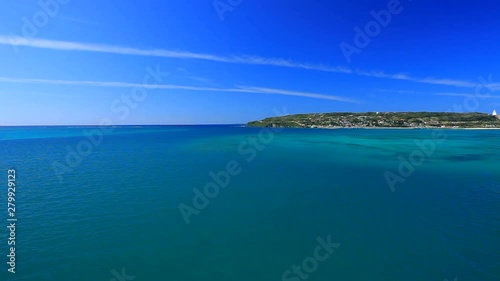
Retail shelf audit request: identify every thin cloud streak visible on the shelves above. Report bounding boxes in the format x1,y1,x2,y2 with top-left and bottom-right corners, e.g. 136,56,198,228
0,76,358,103
377,89,500,99
434,92,500,99
0,35,351,74
355,71,481,88
0,35,491,89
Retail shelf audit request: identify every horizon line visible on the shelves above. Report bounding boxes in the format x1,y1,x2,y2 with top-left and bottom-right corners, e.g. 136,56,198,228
0,110,496,127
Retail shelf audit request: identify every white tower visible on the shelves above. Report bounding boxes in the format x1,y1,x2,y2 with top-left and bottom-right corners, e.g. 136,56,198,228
493,109,498,116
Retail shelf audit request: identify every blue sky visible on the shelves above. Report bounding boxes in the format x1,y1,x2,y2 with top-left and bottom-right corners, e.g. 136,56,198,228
1,0,500,125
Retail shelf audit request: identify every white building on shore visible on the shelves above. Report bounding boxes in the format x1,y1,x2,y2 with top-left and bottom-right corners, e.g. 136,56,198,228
493,109,497,116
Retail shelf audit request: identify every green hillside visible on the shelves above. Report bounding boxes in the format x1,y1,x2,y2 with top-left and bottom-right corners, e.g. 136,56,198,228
247,112,500,128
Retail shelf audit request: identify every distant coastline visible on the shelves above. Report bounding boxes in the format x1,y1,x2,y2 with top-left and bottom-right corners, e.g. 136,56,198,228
244,126,500,130
247,112,500,129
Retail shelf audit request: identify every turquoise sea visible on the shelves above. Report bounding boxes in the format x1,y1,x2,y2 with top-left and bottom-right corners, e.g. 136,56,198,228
1,126,499,281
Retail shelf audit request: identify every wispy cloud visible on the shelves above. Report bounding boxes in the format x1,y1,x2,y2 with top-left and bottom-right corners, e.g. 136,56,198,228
434,92,500,99
377,89,500,99
357,71,482,88
0,35,493,90
0,35,350,73
233,86,358,102
0,76,358,103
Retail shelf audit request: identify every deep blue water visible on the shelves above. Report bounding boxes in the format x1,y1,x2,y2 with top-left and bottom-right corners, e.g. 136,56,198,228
0,126,499,281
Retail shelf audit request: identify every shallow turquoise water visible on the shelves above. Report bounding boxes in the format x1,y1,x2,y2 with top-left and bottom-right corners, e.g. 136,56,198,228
0,126,499,281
